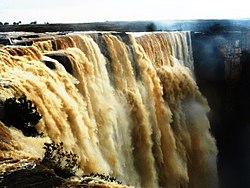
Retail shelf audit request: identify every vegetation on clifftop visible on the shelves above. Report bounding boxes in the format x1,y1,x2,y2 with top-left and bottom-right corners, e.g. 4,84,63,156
42,141,82,178
42,141,125,187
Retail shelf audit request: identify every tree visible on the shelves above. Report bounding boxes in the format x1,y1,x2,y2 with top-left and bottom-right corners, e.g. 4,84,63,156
2,96,42,137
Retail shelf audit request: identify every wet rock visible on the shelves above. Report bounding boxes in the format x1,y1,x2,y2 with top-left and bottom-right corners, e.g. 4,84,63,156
45,53,73,74
0,162,132,188
0,36,12,45
0,163,64,188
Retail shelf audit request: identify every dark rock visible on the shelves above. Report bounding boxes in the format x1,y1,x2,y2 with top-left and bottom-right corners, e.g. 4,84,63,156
0,36,12,45
44,60,57,70
14,40,33,46
0,163,64,188
45,53,73,74
20,34,40,39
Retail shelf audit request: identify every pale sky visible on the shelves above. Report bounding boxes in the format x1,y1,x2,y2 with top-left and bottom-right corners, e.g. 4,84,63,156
0,0,249,24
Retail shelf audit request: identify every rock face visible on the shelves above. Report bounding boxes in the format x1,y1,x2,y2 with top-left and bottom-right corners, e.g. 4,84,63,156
45,53,73,74
1,163,64,188
0,36,12,45
1,162,131,188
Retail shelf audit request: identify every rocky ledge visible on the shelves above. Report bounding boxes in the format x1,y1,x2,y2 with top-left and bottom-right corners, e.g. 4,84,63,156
1,161,131,188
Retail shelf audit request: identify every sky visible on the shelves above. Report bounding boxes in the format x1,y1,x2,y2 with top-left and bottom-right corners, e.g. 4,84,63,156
0,0,249,24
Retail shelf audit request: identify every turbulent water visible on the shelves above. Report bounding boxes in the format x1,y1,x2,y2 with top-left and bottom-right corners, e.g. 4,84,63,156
0,31,218,188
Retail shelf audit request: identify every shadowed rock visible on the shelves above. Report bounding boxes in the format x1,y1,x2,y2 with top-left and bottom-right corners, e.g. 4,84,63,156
45,53,73,74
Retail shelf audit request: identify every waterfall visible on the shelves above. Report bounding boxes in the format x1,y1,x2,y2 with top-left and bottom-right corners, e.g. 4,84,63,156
0,31,218,188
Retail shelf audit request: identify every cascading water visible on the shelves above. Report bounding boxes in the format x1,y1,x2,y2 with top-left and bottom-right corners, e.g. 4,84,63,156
0,31,218,188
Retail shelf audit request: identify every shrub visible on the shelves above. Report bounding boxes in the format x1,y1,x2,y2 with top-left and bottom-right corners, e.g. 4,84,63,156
81,173,122,185
3,96,42,137
42,141,81,178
